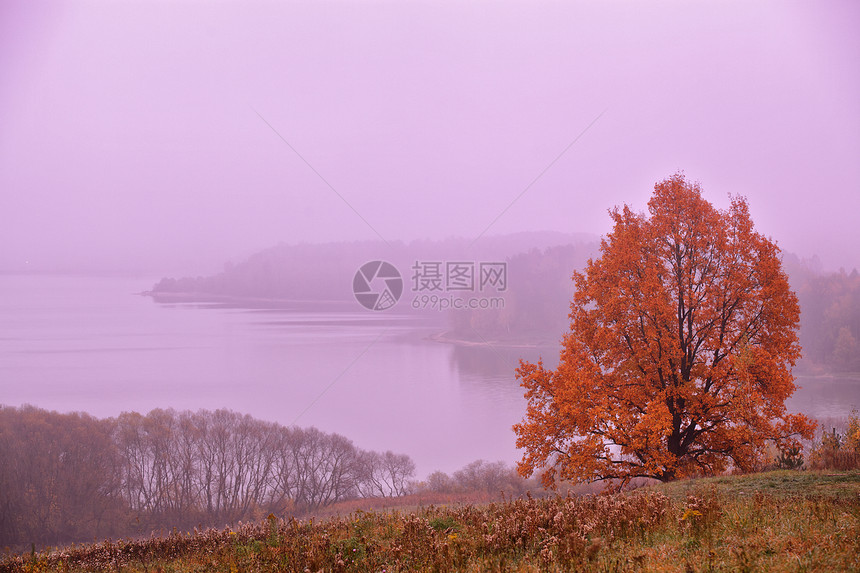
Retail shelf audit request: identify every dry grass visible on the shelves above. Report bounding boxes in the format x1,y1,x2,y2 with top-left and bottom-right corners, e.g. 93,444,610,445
2,470,858,573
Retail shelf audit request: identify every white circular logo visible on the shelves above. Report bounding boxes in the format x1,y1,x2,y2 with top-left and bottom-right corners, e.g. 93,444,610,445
352,261,403,311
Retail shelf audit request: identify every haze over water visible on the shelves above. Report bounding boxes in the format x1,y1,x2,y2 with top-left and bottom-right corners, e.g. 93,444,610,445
2,274,856,478
1,0,859,484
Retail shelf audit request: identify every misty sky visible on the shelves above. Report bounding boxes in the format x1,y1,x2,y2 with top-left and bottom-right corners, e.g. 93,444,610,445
2,1,858,275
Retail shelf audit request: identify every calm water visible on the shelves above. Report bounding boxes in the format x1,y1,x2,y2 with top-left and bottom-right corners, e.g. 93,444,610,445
1,275,858,477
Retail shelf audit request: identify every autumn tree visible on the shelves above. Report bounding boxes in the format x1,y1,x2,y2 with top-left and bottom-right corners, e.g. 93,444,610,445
514,174,815,488
0,406,122,546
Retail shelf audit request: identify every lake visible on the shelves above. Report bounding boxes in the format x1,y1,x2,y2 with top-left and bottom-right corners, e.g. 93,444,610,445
1,274,858,478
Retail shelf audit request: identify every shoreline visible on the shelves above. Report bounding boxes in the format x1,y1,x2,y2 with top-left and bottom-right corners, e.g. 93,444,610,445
426,329,561,349
139,290,355,307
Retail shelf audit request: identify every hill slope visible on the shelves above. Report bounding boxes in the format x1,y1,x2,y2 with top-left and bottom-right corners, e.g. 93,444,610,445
3,470,858,572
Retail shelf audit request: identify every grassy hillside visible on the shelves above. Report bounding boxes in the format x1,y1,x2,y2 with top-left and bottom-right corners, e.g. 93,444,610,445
2,470,858,573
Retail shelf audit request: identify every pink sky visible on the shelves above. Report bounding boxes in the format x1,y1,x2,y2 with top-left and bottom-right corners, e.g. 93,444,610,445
1,1,858,274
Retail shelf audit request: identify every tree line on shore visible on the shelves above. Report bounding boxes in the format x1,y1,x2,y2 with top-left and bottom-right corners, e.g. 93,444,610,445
148,238,860,373
0,406,416,548
790,261,860,371
449,249,860,373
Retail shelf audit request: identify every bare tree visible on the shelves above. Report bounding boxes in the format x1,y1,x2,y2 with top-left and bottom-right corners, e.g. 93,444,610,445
453,460,525,496
290,428,363,511
357,450,415,497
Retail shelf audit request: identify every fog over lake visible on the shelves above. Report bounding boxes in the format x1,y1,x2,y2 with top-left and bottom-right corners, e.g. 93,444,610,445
2,274,856,478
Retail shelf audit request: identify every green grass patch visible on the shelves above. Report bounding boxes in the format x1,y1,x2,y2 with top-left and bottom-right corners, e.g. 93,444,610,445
654,469,860,500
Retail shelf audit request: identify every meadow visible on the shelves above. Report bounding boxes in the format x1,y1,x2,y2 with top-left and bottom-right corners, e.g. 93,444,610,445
2,470,858,573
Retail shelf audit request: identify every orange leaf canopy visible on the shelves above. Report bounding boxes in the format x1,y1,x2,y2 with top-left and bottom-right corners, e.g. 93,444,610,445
514,174,815,487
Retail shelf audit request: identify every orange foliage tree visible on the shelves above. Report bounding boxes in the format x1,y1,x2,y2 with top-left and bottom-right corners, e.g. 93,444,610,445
514,174,815,487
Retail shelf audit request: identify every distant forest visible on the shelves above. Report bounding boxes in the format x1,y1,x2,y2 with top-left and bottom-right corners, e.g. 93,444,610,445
452,251,860,373
147,232,594,303
786,256,860,372
148,236,860,372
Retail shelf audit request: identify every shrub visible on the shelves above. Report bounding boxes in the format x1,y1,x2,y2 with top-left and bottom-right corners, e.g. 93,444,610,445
809,411,860,470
